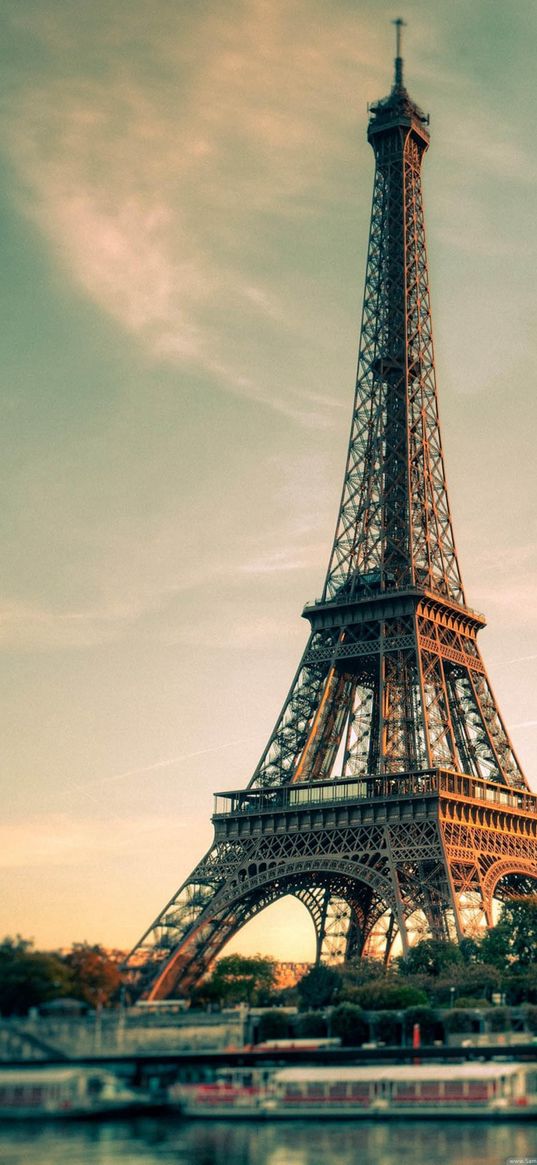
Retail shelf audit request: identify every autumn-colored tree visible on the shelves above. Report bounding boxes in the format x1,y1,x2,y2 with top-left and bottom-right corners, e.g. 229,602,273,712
62,943,123,1007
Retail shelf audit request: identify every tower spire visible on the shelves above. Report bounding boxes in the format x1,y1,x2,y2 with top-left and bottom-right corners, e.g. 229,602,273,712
393,17,406,89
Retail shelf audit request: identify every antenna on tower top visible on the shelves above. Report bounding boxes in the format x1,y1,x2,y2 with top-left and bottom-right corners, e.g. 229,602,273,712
392,17,406,89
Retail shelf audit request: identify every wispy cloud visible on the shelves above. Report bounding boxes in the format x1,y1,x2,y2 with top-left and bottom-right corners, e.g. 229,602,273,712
1,0,385,424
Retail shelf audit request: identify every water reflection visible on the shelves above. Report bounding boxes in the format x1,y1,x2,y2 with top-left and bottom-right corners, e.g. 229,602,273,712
0,1117,533,1165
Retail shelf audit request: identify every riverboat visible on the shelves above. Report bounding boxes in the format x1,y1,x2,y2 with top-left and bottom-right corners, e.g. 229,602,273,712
174,1067,270,1118
176,1062,537,1120
264,1064,537,1119
0,1066,158,1120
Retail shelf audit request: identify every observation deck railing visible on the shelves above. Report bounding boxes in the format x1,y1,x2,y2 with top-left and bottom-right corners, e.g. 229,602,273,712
213,769,537,819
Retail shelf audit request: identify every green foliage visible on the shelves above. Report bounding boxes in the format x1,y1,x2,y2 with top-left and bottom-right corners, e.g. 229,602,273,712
297,964,340,1011
337,958,387,989
204,954,276,1006
370,1011,400,1046
443,1009,478,1034
521,1004,537,1033
403,1006,439,1043
486,1006,511,1032
0,936,71,1016
294,1011,327,1038
502,969,537,1005
257,1010,290,1041
330,1004,368,1047
454,997,490,1008
398,939,462,978
351,981,427,1010
479,897,537,971
274,986,299,1007
458,938,481,964
430,964,500,1007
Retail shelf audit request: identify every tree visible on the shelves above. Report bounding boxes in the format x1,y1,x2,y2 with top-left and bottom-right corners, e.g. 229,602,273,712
431,963,500,1007
297,964,340,1010
337,958,387,989
294,1011,327,1038
62,943,123,1008
371,1011,400,1046
398,939,462,978
459,938,480,965
330,1004,368,1047
502,969,537,1005
486,1006,511,1033
479,897,537,971
203,954,276,1006
257,1010,290,1041
350,981,427,1010
521,1004,537,1034
443,1009,477,1035
0,937,72,1015
403,1006,439,1044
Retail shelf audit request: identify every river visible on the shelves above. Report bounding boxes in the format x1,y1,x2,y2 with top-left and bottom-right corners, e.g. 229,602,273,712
0,1118,535,1165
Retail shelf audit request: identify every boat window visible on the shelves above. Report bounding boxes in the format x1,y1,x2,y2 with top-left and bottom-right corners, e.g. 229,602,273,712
444,1081,465,1100
394,1082,418,1098
328,1082,348,1099
349,1082,371,1098
467,1082,489,1101
419,1083,440,1099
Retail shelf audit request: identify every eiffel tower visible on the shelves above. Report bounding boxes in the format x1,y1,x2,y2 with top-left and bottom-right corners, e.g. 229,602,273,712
126,22,537,999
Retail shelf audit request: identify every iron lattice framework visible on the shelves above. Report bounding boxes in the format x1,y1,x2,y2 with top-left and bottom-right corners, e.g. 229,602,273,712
126,29,537,999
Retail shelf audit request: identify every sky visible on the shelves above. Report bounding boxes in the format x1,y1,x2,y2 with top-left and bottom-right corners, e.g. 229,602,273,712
1,0,537,963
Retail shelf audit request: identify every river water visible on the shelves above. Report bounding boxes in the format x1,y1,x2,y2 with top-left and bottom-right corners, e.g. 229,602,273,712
0,1118,535,1165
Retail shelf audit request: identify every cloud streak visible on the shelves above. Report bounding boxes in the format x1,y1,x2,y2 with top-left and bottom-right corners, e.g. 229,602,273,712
77,738,253,790
1,0,387,424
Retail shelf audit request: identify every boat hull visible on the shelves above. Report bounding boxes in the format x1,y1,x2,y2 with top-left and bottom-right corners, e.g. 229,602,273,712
180,1100,537,1121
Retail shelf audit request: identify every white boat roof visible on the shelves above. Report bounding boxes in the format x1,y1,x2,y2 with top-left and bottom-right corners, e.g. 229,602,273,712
274,1063,530,1083
0,1067,87,1085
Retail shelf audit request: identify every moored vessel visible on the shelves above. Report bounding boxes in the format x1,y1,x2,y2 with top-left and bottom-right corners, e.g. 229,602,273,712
176,1062,537,1120
263,1063,537,1120
0,1066,160,1120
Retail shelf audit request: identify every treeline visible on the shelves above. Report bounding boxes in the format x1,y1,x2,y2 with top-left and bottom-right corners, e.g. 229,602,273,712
0,938,123,1015
194,896,537,1012
2,895,535,1018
